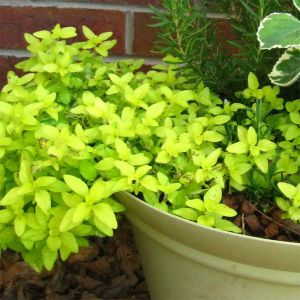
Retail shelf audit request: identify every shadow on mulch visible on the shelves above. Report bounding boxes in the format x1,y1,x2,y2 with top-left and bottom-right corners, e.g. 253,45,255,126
0,219,150,300
4,195,299,300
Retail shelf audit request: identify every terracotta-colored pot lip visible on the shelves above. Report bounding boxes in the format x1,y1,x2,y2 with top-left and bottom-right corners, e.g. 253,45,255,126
116,191,300,248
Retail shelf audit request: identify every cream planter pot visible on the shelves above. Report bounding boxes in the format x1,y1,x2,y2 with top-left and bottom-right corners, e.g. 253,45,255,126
115,192,300,300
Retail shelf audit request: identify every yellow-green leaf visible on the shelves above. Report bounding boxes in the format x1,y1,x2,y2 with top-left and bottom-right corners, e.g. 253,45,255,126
278,182,297,199
247,127,257,146
73,202,91,223
63,175,89,197
35,190,51,214
93,203,117,229
47,236,61,252
14,215,26,237
146,102,166,119
42,246,58,271
141,175,158,192
172,208,198,221
226,142,248,154
248,72,259,90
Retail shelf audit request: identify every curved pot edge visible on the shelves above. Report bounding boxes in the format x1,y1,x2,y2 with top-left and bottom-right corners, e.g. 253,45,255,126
116,191,300,247
115,191,300,279
127,208,300,286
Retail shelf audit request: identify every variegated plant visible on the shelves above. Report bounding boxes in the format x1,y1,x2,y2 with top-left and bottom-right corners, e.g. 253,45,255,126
257,0,300,86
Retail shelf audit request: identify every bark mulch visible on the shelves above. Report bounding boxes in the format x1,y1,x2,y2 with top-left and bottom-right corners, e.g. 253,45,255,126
224,194,300,243
0,219,150,300
1,195,300,300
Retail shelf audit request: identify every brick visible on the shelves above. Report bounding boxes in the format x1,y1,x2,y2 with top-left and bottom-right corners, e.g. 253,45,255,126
0,56,23,88
215,20,235,41
132,12,236,57
74,0,161,5
214,19,237,53
133,12,160,57
0,6,125,54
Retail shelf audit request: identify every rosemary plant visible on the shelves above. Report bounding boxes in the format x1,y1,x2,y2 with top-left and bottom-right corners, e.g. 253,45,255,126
151,0,299,99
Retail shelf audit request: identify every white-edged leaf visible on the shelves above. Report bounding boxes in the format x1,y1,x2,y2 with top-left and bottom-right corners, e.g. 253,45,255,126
269,47,300,86
294,0,300,12
258,13,300,49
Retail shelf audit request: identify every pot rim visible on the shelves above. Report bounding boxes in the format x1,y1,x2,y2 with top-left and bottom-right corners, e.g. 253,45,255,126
116,191,300,247
116,191,300,284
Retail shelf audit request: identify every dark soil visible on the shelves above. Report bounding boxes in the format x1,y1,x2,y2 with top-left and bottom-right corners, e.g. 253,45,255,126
0,219,150,300
223,194,300,243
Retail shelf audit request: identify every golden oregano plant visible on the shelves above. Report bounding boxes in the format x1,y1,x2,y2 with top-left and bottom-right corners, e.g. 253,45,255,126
0,25,299,271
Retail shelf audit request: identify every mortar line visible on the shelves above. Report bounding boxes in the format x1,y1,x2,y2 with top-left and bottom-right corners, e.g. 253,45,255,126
0,49,30,57
0,49,163,65
0,0,155,13
0,1,227,18
125,10,134,55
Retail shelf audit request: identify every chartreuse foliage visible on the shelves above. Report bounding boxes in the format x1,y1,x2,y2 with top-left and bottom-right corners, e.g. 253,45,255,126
276,182,300,221
0,24,300,271
257,0,300,86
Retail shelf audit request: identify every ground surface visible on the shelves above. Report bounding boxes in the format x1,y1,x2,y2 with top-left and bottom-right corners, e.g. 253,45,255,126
1,195,300,300
224,194,300,242
0,219,150,300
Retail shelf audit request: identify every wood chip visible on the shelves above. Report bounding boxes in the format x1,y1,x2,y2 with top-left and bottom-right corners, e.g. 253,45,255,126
0,220,150,299
264,223,279,238
245,214,262,232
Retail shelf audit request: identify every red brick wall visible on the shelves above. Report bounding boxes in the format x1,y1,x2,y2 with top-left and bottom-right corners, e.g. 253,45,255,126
0,0,168,87
0,0,224,87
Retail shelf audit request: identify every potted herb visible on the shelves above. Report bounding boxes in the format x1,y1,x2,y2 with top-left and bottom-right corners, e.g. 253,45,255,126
1,2,300,298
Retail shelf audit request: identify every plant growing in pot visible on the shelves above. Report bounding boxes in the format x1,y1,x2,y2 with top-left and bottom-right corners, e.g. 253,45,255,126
0,8,300,299
150,0,299,99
